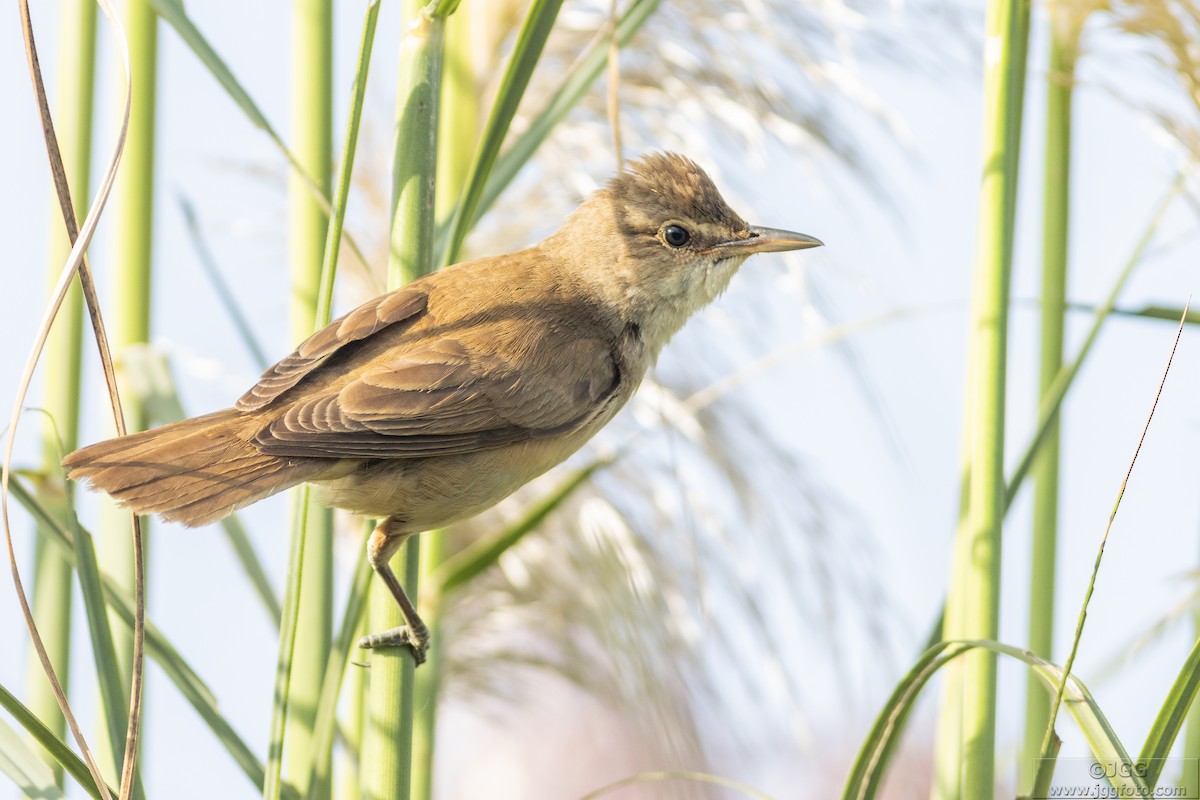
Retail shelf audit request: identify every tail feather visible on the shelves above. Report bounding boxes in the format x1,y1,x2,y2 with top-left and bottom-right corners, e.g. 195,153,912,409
63,409,327,527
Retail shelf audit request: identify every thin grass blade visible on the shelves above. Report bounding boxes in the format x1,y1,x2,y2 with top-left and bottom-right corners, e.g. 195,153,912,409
457,0,661,238
146,0,373,277
1039,304,1189,763
264,489,315,800
28,1,99,781
441,0,566,264
303,550,373,800
176,195,269,370
315,0,381,330
1005,173,1186,505
297,6,382,787
8,1,134,795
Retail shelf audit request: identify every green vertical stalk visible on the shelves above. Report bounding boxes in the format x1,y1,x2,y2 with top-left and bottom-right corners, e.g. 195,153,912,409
386,4,445,288
98,0,157,783
410,537,443,800
1021,9,1083,791
930,173,1182,797
274,4,381,795
933,0,1030,795
337,615,368,799
435,1,477,223
284,0,334,796
362,4,445,798
408,8,476,798
28,0,97,784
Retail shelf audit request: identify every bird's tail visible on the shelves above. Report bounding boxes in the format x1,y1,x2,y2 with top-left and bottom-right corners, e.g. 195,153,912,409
63,409,326,527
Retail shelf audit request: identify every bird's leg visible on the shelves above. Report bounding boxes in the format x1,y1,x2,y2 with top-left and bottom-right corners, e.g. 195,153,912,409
358,516,429,665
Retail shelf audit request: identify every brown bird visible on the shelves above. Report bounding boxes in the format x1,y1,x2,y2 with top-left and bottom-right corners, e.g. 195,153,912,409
64,152,822,664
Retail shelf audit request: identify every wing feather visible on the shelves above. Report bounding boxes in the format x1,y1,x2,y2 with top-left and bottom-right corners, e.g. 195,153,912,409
236,288,428,411
253,333,620,458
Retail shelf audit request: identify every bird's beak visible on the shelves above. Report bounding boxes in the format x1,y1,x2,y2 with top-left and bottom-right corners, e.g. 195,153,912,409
712,225,824,257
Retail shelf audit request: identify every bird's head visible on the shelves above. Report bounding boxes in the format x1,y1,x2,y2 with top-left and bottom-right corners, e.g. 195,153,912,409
552,152,822,351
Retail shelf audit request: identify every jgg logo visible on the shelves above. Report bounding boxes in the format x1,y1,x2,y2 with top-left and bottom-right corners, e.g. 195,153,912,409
1089,761,1150,781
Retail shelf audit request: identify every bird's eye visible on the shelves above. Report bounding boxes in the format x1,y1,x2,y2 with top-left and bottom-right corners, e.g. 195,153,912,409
663,224,690,248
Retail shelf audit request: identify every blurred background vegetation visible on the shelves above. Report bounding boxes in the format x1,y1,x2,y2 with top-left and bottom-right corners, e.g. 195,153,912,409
3,0,1200,798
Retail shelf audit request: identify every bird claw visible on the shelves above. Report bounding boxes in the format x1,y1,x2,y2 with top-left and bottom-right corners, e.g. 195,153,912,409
358,624,429,666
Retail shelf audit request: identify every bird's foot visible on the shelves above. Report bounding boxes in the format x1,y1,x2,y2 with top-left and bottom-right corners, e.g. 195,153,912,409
358,624,429,666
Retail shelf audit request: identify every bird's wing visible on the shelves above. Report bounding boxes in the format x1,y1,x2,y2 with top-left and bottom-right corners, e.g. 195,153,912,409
251,328,621,458
236,288,428,411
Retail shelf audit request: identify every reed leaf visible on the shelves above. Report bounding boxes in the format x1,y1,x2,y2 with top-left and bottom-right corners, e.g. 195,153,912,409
844,640,1148,800
1004,173,1186,506
10,476,281,798
176,195,269,371
146,0,372,276
14,6,132,797
0,713,66,800
1139,630,1200,788
440,0,566,264
1077,303,1200,325
0,682,114,800
461,0,661,238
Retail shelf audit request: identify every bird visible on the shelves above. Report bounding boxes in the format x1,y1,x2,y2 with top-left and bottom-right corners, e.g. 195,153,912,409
63,152,822,664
